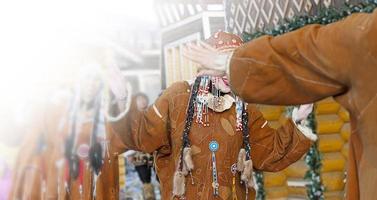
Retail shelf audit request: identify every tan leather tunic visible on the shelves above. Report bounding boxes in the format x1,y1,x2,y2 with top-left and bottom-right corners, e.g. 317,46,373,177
107,81,312,200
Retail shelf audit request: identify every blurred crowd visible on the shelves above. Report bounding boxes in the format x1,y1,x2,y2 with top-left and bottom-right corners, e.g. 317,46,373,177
0,60,161,200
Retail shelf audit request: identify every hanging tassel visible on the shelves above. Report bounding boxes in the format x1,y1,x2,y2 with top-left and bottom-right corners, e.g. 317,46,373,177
237,149,246,172
89,142,103,175
241,160,255,189
183,147,194,171
247,179,255,190
173,171,186,197
241,160,253,181
182,161,188,176
183,147,195,185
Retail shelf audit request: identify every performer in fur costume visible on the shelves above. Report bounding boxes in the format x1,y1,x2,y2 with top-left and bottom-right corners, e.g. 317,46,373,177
104,31,317,200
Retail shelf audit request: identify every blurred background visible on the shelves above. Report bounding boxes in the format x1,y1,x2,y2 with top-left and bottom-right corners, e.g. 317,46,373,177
0,0,161,161
0,0,357,199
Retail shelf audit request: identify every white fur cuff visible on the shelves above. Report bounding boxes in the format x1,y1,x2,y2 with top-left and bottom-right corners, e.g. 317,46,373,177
292,107,317,141
105,82,132,122
294,120,318,141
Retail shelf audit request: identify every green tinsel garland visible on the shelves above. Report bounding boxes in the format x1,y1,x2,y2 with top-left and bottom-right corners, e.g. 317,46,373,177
254,171,265,200
241,1,377,199
304,110,324,200
285,105,324,199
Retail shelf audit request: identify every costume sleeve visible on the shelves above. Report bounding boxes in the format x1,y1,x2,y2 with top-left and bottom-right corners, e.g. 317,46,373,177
9,115,46,199
44,139,59,198
106,86,173,153
248,105,313,172
229,11,377,105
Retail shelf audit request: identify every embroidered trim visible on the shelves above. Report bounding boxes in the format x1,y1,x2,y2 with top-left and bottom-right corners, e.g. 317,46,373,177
295,121,318,142
291,107,317,141
261,120,268,128
153,104,163,119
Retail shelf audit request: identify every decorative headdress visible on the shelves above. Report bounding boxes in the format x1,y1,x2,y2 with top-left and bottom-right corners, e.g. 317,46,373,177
204,31,243,51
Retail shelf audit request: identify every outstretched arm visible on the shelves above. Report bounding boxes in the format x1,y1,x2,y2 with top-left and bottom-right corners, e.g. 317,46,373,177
248,105,315,172
105,87,173,153
100,48,169,153
186,11,377,105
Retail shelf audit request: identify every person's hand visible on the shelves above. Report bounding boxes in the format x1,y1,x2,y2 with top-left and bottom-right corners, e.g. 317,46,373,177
102,64,127,99
100,49,128,100
292,104,317,141
182,41,233,76
293,104,314,123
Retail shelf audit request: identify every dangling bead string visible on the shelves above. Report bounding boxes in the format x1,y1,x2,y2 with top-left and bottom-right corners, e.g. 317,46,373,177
235,97,244,131
87,85,104,198
195,77,205,124
189,172,194,185
64,105,79,195
215,77,220,99
203,76,209,126
231,164,238,200
89,88,104,171
202,76,209,126
241,103,251,160
179,77,202,171
211,77,216,111
60,90,78,195
196,76,210,126
204,102,209,127
240,102,252,200
173,77,201,199
64,85,82,197
209,141,220,196
211,77,221,114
